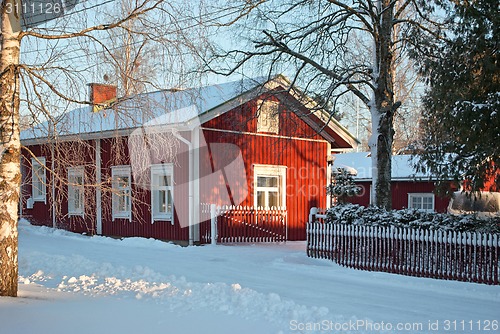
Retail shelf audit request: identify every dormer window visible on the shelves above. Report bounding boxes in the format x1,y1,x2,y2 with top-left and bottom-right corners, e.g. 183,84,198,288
257,99,279,134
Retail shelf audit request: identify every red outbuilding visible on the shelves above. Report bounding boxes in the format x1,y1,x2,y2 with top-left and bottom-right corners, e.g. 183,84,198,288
20,75,358,244
332,152,453,212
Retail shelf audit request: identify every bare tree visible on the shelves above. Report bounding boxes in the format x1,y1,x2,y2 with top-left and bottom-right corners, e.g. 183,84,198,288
97,0,161,96
1,0,208,297
203,0,445,209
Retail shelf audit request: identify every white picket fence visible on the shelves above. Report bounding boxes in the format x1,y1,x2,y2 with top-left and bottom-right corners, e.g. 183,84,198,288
200,204,287,244
307,209,500,285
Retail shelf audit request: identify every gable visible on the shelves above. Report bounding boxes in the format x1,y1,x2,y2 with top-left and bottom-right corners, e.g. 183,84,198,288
198,78,358,149
201,94,326,142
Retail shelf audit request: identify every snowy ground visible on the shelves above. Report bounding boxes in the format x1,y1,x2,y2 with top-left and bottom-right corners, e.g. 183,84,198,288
1,220,499,334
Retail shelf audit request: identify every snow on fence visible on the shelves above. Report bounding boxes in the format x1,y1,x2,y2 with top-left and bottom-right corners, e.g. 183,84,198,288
307,209,500,285
200,204,287,244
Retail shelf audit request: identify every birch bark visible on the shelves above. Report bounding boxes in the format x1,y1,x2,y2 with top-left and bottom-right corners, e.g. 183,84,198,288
369,0,397,209
0,0,21,297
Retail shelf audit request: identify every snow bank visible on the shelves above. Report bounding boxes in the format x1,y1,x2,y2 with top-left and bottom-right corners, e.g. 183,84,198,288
16,222,363,334
5,220,499,334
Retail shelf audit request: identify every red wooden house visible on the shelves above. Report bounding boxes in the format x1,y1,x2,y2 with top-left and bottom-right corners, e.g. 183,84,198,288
332,152,452,212
20,75,357,244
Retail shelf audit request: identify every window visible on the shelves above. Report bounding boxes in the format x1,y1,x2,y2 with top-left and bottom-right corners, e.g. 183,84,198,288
31,157,46,202
256,99,279,134
112,166,132,221
151,164,174,222
68,167,85,216
408,193,435,212
254,165,286,208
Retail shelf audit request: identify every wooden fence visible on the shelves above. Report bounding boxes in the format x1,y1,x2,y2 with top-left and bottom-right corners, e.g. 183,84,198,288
200,204,287,244
307,221,500,285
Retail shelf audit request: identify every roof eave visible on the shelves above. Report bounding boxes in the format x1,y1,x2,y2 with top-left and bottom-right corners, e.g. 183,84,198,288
21,122,194,145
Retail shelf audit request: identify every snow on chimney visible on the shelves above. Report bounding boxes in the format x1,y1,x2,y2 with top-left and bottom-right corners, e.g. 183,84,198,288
88,83,117,112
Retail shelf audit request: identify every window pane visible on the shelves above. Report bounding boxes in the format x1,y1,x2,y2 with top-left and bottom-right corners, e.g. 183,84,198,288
119,176,129,188
258,176,278,187
74,188,81,210
167,190,172,213
268,191,279,208
33,180,42,197
159,175,171,187
423,197,433,210
33,165,44,197
117,190,129,212
411,197,422,209
257,191,266,207
159,190,166,213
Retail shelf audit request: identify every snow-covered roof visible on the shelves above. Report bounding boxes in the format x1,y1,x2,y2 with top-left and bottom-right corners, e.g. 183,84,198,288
21,77,267,142
21,75,358,148
332,152,433,181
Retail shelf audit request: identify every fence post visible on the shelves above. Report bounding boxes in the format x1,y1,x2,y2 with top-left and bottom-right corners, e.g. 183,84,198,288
309,207,318,224
210,204,217,246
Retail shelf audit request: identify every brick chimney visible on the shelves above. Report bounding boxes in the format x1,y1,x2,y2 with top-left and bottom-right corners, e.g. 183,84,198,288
88,83,117,112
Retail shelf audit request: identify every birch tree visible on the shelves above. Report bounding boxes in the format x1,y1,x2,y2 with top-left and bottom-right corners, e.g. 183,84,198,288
204,0,445,209
0,0,207,297
0,0,22,298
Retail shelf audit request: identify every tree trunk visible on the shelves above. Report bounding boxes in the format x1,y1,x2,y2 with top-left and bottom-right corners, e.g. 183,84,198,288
369,0,396,210
0,0,21,297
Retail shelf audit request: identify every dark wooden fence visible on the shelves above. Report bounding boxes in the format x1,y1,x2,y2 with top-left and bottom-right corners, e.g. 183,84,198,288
200,204,287,244
307,221,500,285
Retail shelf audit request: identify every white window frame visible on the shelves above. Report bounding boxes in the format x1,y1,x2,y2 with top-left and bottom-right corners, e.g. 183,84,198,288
31,157,46,203
408,193,435,212
151,164,174,223
112,166,132,221
256,99,279,134
253,165,286,209
68,166,85,217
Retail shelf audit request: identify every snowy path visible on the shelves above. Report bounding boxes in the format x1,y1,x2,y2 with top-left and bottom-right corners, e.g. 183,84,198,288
0,220,498,334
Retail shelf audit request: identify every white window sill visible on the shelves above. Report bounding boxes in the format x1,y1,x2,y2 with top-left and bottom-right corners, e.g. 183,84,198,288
112,214,132,221
152,216,173,224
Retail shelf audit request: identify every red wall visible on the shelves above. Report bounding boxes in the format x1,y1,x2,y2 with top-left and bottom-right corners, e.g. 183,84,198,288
345,181,451,212
201,96,329,240
99,136,190,241
22,92,337,242
21,144,52,227
21,141,97,234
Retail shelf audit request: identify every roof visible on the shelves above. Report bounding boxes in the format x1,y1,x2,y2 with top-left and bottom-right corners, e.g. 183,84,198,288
21,75,358,148
332,152,434,181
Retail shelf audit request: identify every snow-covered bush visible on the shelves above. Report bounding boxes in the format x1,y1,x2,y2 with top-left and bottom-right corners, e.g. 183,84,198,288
325,203,500,233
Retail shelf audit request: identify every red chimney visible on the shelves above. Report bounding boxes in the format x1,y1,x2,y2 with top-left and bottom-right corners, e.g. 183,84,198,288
88,83,117,112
